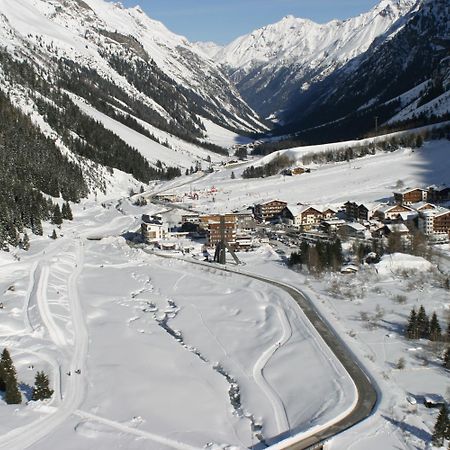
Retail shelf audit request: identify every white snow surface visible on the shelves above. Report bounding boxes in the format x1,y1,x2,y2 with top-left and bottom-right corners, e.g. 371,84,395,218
0,199,356,449
161,138,450,215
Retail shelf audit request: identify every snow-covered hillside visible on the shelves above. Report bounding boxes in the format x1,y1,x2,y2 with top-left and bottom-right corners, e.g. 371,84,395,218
208,0,418,117
278,0,450,141
0,0,269,199
0,0,264,133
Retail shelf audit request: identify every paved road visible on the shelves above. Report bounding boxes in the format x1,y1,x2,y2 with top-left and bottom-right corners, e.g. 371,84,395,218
148,251,378,450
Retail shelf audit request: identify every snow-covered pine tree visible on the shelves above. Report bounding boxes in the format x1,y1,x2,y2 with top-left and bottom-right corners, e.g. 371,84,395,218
417,306,430,339
22,231,30,251
444,348,450,370
406,308,418,340
0,349,22,404
51,229,57,240
52,204,63,225
61,202,73,220
31,371,54,401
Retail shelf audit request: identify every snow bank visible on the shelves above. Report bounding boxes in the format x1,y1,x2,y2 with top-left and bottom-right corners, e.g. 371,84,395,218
375,253,433,277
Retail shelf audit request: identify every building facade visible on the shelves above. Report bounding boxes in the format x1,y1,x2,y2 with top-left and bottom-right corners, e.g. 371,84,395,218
394,188,428,205
200,214,238,247
254,200,288,222
345,201,370,221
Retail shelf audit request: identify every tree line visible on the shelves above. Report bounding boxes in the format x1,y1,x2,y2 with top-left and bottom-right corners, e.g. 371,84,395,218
242,155,293,179
0,86,80,250
405,305,449,343
288,239,344,273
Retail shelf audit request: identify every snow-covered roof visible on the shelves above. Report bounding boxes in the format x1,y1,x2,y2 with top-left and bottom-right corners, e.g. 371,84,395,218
377,204,413,214
421,207,450,217
286,204,321,216
385,223,410,233
409,202,436,211
393,187,427,195
344,222,367,231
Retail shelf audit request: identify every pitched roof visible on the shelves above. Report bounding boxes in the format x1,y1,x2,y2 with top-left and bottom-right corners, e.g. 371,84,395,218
385,223,410,233
393,187,427,195
409,202,436,211
378,204,413,214
286,204,322,216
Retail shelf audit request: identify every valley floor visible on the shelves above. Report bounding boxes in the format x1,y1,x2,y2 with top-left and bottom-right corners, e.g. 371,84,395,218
0,200,356,449
0,138,449,449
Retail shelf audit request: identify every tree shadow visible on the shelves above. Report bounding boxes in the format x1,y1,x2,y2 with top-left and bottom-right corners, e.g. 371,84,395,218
121,231,144,243
19,382,33,401
382,414,431,444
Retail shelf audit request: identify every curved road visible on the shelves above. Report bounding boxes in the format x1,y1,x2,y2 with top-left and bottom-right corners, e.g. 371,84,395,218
149,251,378,450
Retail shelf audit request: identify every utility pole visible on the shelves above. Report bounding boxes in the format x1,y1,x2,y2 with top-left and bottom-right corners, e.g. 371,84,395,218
375,116,379,135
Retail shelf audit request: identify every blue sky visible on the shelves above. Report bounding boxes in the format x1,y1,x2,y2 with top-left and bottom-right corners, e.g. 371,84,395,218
121,0,380,44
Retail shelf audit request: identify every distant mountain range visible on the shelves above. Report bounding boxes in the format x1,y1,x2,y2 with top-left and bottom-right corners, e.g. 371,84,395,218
200,0,419,119
198,0,449,142
0,0,448,199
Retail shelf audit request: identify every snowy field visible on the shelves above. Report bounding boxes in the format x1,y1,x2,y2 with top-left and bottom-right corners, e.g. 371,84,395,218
0,200,356,449
0,137,448,449
161,139,450,213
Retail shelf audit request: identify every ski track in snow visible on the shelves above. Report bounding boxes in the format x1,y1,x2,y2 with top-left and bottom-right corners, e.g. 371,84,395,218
74,410,202,450
0,240,88,450
36,264,67,347
252,304,291,434
23,260,39,333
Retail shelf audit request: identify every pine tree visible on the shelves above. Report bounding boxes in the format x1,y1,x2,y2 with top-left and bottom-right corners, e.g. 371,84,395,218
52,204,63,225
444,348,450,370
31,371,54,401
32,219,43,236
429,312,442,342
0,349,21,404
417,306,430,339
432,404,448,447
406,308,419,340
22,232,30,251
61,202,73,220
51,229,57,240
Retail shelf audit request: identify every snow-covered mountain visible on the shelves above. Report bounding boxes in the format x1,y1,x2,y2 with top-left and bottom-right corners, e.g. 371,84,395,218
275,0,450,142
0,0,266,173
209,0,419,118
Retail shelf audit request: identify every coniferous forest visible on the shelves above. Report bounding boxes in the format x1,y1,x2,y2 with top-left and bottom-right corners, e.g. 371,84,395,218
0,89,86,248
0,47,196,249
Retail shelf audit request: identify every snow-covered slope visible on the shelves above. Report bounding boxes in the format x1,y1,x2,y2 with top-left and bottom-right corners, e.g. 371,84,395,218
0,0,264,134
209,0,418,118
277,0,450,141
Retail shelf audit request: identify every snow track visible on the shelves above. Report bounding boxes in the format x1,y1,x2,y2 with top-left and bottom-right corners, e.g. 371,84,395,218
23,261,39,333
36,264,67,347
150,252,377,450
252,305,291,434
0,241,88,450
74,410,201,450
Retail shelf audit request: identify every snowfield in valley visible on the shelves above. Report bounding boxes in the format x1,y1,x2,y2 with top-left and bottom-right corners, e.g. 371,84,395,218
0,201,356,449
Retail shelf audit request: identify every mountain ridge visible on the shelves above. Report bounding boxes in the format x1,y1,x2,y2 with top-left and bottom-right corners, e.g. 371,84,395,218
202,0,419,118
